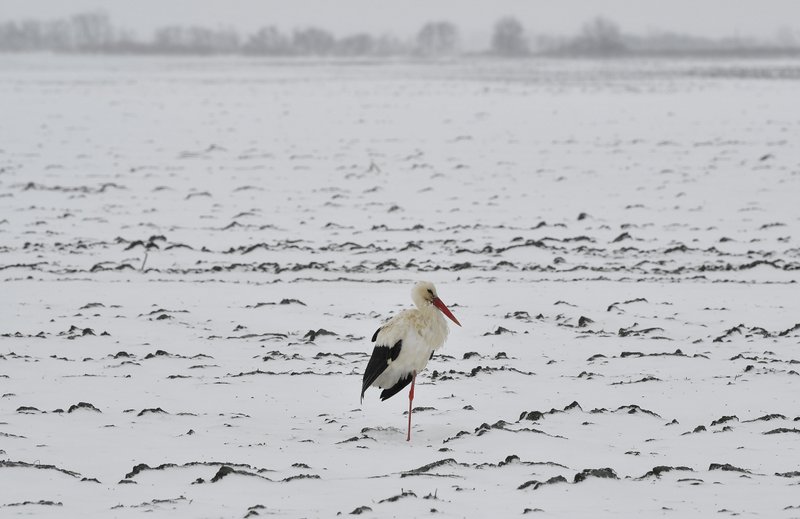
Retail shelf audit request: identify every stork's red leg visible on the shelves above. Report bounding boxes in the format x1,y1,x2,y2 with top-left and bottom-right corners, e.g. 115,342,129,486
407,374,416,442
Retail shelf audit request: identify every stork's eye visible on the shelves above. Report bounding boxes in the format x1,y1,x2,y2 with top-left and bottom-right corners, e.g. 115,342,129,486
427,289,434,296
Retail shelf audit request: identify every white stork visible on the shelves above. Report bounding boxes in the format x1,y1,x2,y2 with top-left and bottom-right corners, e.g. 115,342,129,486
361,281,461,441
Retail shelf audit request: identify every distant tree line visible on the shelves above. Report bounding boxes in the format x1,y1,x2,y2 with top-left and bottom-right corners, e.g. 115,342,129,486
0,12,455,56
0,12,798,57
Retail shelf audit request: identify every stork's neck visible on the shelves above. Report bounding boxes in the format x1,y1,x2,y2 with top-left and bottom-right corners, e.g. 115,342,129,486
419,301,440,318
417,302,450,348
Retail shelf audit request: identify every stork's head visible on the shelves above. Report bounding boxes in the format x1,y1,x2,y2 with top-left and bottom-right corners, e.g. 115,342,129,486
412,281,461,327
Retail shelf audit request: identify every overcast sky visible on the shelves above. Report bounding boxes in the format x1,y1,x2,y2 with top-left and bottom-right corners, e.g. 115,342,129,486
3,0,799,46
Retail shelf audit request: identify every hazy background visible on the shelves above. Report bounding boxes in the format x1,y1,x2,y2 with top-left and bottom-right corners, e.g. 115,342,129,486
3,0,799,51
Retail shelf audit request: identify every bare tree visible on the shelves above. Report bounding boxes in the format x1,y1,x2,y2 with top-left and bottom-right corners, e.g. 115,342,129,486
153,25,239,54
0,12,120,52
18,20,45,50
113,28,144,53
373,35,411,56
567,17,627,55
292,27,335,55
491,17,528,56
70,12,114,51
46,19,75,50
0,22,24,50
243,26,290,55
416,21,459,56
336,33,375,56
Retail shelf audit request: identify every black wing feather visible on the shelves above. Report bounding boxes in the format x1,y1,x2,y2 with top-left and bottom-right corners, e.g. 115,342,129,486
360,340,402,402
380,373,412,401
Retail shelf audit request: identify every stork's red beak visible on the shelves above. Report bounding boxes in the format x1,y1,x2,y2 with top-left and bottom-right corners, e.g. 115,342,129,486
433,297,461,327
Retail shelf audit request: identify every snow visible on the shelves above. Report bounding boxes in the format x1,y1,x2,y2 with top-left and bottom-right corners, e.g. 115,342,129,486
1,55,799,517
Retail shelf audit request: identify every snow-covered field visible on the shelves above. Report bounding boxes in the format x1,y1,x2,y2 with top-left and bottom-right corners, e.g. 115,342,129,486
1,55,799,517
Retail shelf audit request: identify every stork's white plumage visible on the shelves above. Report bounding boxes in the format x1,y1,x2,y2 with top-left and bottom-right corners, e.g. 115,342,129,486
361,281,461,441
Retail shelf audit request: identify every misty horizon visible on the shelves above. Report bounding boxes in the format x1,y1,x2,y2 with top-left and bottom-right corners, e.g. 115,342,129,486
2,0,799,52
1,9,799,58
